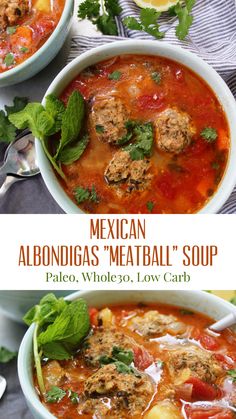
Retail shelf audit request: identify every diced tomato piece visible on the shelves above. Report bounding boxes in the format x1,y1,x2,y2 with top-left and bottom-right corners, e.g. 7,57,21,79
133,346,153,370
137,93,166,110
200,334,219,351
186,377,222,401
89,307,99,327
10,26,32,49
185,405,233,419
214,353,234,370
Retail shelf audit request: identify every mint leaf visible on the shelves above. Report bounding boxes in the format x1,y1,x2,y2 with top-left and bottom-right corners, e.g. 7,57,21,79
45,95,65,133
56,91,85,158
58,135,89,165
108,70,122,80
23,293,68,326
46,386,66,403
42,341,72,360
38,299,90,354
0,110,16,142
0,347,17,363
5,97,28,116
201,127,218,143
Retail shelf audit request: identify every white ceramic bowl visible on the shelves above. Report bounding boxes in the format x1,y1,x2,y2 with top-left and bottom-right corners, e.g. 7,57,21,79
18,290,236,419
36,40,236,214
0,0,74,87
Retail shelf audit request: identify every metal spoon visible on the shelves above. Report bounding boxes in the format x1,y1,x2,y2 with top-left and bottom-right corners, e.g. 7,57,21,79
0,131,40,197
0,375,7,399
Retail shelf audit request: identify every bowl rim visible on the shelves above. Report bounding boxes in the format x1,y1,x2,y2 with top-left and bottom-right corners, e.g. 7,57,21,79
36,39,236,214
18,290,236,419
0,0,74,82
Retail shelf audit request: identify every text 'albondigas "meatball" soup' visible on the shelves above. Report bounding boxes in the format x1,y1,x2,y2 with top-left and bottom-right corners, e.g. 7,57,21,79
26,296,236,418
59,55,230,214
0,0,65,71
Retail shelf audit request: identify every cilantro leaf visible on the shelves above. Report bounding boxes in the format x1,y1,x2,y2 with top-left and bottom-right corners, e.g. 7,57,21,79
4,53,14,67
175,1,195,40
0,110,16,143
5,97,28,116
125,122,154,161
105,0,122,16
124,8,164,39
112,346,134,365
74,187,90,204
0,347,17,363
123,16,142,31
20,46,28,53
96,14,118,35
147,201,154,212
74,185,99,204
227,370,236,382
108,70,122,80
68,389,79,404
201,127,218,143
6,26,17,34
96,124,105,133
114,361,140,376
151,71,161,84
78,0,100,19
58,135,89,165
46,386,66,403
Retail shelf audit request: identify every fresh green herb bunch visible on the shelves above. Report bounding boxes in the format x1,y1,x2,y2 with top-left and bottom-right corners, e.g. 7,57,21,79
0,97,28,143
24,293,90,396
78,0,196,41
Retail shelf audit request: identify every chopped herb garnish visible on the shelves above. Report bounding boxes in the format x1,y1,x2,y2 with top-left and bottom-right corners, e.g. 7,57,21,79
4,53,14,67
211,162,220,170
151,71,161,84
147,201,154,213
108,70,122,81
74,185,99,204
124,122,154,160
46,386,66,403
20,46,29,53
96,124,105,133
112,346,134,365
201,127,218,143
227,370,236,382
68,389,79,404
78,0,121,36
6,26,17,34
180,309,194,315
0,347,17,363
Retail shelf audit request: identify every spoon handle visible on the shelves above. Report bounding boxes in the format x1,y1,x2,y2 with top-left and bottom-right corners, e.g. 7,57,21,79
0,176,25,198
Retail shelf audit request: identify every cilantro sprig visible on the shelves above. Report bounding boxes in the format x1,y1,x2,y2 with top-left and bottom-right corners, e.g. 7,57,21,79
0,347,17,363
124,121,154,160
0,97,28,143
23,293,90,397
201,127,218,143
78,0,195,41
78,0,122,35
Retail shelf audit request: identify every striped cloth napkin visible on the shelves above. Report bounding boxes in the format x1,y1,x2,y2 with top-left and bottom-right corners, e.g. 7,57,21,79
71,0,236,214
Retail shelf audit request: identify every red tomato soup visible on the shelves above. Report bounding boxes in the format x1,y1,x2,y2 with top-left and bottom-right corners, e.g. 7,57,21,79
36,302,236,419
59,55,230,214
0,0,65,71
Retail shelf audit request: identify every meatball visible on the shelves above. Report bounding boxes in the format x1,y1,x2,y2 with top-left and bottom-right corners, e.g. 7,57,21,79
0,0,29,30
90,96,129,144
155,108,196,154
128,310,179,337
83,329,135,367
80,363,154,417
168,346,224,384
104,150,152,192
